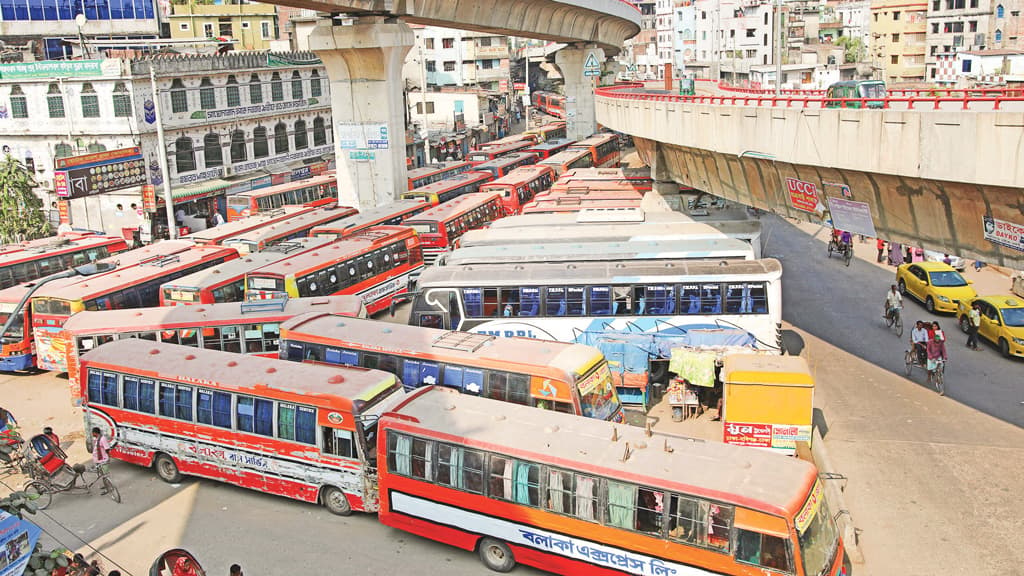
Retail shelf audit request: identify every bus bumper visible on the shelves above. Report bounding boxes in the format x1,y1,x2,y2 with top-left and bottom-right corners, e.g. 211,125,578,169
0,354,34,372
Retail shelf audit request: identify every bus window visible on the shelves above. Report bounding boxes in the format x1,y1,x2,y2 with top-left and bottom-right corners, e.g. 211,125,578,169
701,284,722,314
501,288,520,316
520,287,540,316
736,530,793,572
589,286,612,315
613,286,632,315
324,427,355,458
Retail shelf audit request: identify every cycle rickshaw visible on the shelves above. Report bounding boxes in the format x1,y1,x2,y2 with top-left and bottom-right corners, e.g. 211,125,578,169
20,434,120,509
904,340,946,396
827,234,853,266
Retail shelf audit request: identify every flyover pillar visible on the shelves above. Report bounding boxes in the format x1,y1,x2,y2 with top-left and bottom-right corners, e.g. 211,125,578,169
308,17,413,210
555,44,604,140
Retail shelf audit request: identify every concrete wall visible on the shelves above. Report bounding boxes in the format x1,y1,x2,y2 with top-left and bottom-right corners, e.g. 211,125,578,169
597,94,1024,267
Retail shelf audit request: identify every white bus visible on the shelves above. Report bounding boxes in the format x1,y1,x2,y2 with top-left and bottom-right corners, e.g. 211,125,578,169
436,237,756,267
408,258,784,353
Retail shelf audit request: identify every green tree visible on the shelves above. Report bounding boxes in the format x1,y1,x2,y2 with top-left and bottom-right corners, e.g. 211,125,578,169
0,154,50,244
836,36,867,64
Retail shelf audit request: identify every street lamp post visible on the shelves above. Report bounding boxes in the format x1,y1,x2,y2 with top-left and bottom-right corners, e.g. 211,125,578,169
0,263,116,345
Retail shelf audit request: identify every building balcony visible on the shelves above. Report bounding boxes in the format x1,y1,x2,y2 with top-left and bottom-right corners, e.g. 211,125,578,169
475,44,509,58
475,67,508,81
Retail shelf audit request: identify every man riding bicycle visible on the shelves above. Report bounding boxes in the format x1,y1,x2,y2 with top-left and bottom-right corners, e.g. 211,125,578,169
91,427,111,493
884,284,903,322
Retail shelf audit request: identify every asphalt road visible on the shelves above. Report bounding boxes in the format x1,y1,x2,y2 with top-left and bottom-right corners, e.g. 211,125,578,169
763,215,1023,428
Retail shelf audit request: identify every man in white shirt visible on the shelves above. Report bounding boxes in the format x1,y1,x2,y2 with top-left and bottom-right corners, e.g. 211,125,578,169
884,284,903,322
911,320,929,364
213,211,226,227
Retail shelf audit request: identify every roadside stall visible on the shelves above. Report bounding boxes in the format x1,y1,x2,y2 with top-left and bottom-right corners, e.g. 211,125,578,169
720,355,815,456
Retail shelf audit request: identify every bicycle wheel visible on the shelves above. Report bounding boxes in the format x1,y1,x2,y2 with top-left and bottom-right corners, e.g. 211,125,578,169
23,481,52,511
895,313,904,337
844,246,853,266
828,241,834,257
102,476,121,504
904,350,914,376
935,364,945,396
885,311,895,328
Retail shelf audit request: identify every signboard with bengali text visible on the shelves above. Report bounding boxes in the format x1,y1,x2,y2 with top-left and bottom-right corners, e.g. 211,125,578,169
983,215,1024,252
785,177,823,214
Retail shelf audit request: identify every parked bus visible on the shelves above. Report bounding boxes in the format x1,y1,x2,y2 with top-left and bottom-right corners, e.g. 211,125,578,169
401,172,494,205
407,161,473,190
525,138,576,160
31,245,239,372
520,196,643,215
0,234,129,290
621,166,655,192
524,121,568,142
479,165,556,216
467,141,534,165
221,205,357,254
531,91,565,118
80,339,404,515
279,313,624,422
403,193,504,265
825,80,887,109
438,237,756,267
308,201,431,240
183,206,317,246
538,149,593,176
159,238,335,305
63,295,366,404
472,153,538,180
0,240,196,371
245,226,423,315
376,386,844,576
226,173,338,221
408,258,784,352
568,133,621,168
479,133,539,149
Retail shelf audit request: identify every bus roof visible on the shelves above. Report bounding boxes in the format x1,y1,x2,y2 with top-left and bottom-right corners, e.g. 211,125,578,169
481,165,555,187
37,245,236,302
158,240,334,291
440,237,755,266
387,386,817,514
406,171,493,194
403,193,502,224
308,200,429,237
407,161,472,179
539,148,591,166
486,210,695,229
416,257,782,286
558,168,626,181
569,133,617,147
63,295,365,334
184,206,316,244
526,138,574,152
232,173,337,199
222,206,357,245
249,226,411,278
80,339,398,410
473,153,537,170
0,234,125,265
460,219,763,247
280,313,602,375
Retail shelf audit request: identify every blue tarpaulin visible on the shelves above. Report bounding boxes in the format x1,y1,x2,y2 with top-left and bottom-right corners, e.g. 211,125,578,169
574,328,756,374
0,511,43,576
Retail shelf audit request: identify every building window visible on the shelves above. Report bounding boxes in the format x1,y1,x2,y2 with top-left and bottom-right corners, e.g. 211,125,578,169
891,54,899,64
892,33,900,42
203,23,214,37
313,116,326,146
479,37,491,47
997,4,1004,17
930,45,938,55
225,75,240,107
443,61,456,72
253,126,269,158
47,83,65,119
112,82,131,117
170,79,187,113
969,20,977,32
291,71,303,100
175,137,196,173
425,38,435,49
932,22,939,33
426,61,437,72
261,21,272,39
293,119,308,150
310,70,322,97
9,85,27,119
241,21,250,29
218,17,232,36
203,133,222,168
249,73,263,104
746,28,755,37
995,28,1002,41
480,59,494,69
893,10,900,19
230,129,247,163
199,77,216,110
179,23,189,31
416,101,435,114
54,143,73,159
442,38,455,49
970,0,978,6
271,72,284,102
962,59,973,72
274,122,289,154
86,142,105,153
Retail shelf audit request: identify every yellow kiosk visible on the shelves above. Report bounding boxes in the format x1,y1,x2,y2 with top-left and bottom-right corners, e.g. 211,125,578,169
721,355,814,455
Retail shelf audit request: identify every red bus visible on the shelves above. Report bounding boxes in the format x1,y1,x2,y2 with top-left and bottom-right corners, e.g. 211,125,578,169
401,172,494,205
467,141,535,165
622,167,655,192
80,338,404,515
159,238,336,305
407,161,473,191
531,91,565,118
402,193,504,264
479,133,539,150
525,138,575,160
472,153,538,179
376,386,845,576
520,195,643,215
0,233,129,290
31,244,239,372
221,205,356,254
63,295,367,405
524,121,568,142
538,148,593,176
245,226,423,315
226,173,338,221
479,165,556,216
308,200,431,240
183,206,317,246
568,133,621,168
0,239,196,372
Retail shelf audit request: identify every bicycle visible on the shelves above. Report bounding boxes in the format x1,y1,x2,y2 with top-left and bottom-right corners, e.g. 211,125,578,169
22,460,120,511
928,358,946,396
885,306,904,337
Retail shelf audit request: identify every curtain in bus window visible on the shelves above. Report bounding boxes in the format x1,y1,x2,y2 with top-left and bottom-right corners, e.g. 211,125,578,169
575,474,597,522
278,403,296,441
254,399,273,436
668,494,703,544
411,438,432,480
489,456,513,499
463,368,484,394
607,481,636,529
122,377,140,411
139,380,156,414
436,444,461,488
701,284,722,314
513,461,539,506
613,286,632,316
402,360,421,388
244,325,264,353
520,287,540,316
179,329,198,348
546,287,566,316
87,372,103,405
567,287,585,316
393,434,412,475
463,288,483,317
158,383,176,417
547,469,568,514
197,390,213,425
175,385,193,421
589,286,612,315
461,449,485,494
681,285,701,314
296,406,316,444
212,392,232,428
748,283,768,313
237,397,255,432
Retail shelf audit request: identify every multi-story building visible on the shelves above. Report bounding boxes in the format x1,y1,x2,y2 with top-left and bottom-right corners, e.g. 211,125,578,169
926,0,996,80
870,0,928,82
0,0,161,60
167,2,280,51
694,0,775,83
655,0,676,78
414,26,510,91
0,53,333,237
836,0,874,45
673,0,699,73
786,0,825,57
994,0,1024,48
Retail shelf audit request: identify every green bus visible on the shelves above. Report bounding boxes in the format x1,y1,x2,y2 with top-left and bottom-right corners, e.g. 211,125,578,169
825,80,887,109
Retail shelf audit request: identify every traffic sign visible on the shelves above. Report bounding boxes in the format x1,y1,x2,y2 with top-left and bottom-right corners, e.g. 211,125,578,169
584,52,601,77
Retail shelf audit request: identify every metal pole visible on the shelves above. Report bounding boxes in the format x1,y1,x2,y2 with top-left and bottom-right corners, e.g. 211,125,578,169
418,37,431,162
774,0,783,95
0,269,75,343
712,0,721,81
150,67,177,240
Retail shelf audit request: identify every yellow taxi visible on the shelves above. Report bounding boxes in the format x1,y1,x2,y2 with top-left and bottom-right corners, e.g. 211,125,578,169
896,261,976,313
957,296,1024,358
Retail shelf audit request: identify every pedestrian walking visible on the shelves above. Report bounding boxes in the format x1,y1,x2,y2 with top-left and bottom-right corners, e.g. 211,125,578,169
876,238,886,263
966,303,982,350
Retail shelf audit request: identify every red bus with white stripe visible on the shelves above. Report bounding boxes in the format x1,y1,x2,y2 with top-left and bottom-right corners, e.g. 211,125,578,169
308,201,431,240
401,172,494,205
226,173,338,221
479,165,556,215
467,141,534,165
568,134,621,168
402,193,504,265
407,161,473,190
0,233,129,290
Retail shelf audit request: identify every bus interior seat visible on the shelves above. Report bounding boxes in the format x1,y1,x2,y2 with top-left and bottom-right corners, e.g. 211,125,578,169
687,295,700,314
520,295,539,316
660,297,675,315
465,291,482,316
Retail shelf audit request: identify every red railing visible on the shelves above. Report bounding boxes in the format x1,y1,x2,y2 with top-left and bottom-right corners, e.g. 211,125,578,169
595,83,1024,111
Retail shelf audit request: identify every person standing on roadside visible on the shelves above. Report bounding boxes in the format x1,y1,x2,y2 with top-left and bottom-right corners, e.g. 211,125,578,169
876,238,886,262
966,303,982,350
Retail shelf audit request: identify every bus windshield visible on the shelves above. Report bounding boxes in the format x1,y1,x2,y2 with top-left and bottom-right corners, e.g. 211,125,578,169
859,82,886,99
798,489,840,576
407,223,438,235
162,288,198,303
0,308,24,339
575,361,620,420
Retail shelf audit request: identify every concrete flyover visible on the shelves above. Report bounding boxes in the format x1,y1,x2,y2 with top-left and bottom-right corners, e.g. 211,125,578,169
597,84,1024,268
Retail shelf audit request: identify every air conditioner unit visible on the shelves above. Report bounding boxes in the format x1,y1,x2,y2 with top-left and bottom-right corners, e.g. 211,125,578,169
223,166,235,177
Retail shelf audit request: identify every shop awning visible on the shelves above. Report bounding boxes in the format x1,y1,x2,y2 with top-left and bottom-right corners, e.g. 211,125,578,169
162,178,230,204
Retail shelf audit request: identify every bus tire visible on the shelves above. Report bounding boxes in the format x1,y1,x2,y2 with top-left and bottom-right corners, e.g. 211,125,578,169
478,537,515,573
321,486,352,516
154,453,182,484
